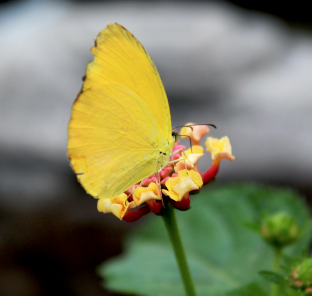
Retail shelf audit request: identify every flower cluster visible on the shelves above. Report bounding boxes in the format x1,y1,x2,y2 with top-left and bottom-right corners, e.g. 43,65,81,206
97,123,235,222
289,258,312,293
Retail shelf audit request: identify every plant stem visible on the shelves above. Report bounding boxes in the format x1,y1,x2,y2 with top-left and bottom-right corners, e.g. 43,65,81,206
271,248,282,296
162,205,197,296
273,248,281,273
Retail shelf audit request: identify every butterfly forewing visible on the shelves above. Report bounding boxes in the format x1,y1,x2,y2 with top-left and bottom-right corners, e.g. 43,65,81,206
84,23,172,140
68,23,174,199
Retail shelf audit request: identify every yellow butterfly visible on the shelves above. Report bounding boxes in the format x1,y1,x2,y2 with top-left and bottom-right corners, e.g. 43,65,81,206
67,23,176,199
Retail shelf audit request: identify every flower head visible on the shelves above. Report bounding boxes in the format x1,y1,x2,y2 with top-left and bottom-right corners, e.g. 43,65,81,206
289,258,312,291
260,251,312,293
96,124,234,221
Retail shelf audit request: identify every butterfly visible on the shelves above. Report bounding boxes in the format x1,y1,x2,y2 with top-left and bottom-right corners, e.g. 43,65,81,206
67,23,176,199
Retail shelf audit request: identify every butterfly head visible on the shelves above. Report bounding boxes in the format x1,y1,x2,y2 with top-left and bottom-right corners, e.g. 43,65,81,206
172,130,179,143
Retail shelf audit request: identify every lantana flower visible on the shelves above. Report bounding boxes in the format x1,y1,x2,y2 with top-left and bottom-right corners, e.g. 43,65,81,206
132,182,163,215
289,258,312,292
97,193,136,220
202,136,235,184
162,169,203,202
206,136,235,162
97,123,234,222
180,123,210,146
174,145,204,172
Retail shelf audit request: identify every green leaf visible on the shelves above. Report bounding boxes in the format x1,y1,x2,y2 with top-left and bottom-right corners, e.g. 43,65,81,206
242,221,261,234
225,283,267,296
99,184,312,296
258,271,288,285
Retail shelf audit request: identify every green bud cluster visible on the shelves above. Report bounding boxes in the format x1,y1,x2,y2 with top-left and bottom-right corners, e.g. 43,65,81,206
261,212,299,249
289,258,312,292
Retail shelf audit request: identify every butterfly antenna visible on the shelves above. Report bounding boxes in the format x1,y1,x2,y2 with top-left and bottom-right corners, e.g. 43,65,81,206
173,125,193,131
173,123,217,130
178,135,193,153
173,124,217,152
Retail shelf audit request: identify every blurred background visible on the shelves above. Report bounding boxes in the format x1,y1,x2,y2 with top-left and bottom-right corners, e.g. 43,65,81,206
1,0,312,295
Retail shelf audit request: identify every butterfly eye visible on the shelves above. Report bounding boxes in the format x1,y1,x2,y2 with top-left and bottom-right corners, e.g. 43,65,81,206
172,131,179,142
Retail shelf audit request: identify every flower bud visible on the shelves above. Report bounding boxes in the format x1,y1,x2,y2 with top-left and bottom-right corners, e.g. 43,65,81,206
261,212,299,249
289,258,312,291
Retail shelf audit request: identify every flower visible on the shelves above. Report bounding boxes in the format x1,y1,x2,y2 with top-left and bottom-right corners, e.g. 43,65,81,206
180,122,210,145
97,193,136,220
202,136,235,184
289,258,312,292
132,182,163,214
133,182,161,206
162,169,203,202
174,145,204,172
96,123,234,221
205,136,235,162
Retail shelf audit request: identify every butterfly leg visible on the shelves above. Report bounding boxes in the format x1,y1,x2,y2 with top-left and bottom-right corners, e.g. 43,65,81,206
157,171,161,195
157,171,164,202
128,180,143,201
168,148,194,173
169,148,183,157
169,148,194,166
167,157,189,174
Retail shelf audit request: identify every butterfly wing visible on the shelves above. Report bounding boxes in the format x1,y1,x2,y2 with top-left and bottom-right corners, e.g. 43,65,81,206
68,23,173,199
84,23,172,141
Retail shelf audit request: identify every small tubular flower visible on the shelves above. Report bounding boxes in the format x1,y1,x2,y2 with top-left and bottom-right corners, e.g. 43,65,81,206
97,193,136,220
205,136,235,163
162,170,203,202
201,136,235,185
141,174,159,187
132,182,162,206
159,165,173,179
180,122,210,145
174,145,204,172
178,169,203,188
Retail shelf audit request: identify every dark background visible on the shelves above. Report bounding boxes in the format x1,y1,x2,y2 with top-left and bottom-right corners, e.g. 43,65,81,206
1,0,312,295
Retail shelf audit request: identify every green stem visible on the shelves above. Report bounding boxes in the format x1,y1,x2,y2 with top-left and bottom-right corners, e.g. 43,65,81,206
271,248,282,296
162,205,197,296
273,248,281,273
